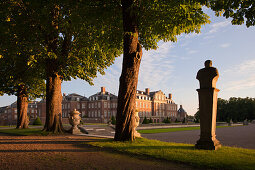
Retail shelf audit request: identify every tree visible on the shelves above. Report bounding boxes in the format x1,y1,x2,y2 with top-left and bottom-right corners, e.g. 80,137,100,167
217,97,255,122
111,116,116,125
3,1,123,133
0,6,45,129
142,117,149,124
115,0,210,141
149,118,153,123
206,0,255,27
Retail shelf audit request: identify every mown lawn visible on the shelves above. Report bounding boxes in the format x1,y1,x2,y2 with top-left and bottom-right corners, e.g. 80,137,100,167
138,126,229,134
0,128,48,136
87,138,255,170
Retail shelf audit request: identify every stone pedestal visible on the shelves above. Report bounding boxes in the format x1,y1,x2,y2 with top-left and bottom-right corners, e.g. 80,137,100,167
195,60,221,150
195,88,221,150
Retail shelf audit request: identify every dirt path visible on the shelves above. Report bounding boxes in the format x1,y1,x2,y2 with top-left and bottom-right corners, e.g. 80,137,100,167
0,135,196,170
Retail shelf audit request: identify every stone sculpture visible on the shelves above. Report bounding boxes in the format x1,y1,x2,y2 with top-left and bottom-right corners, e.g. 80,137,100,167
195,60,221,150
133,111,141,137
69,109,82,134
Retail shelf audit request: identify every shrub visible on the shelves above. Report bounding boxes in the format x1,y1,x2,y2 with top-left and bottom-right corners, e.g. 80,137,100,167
111,116,116,125
163,117,171,123
33,117,42,125
142,117,149,124
149,118,153,123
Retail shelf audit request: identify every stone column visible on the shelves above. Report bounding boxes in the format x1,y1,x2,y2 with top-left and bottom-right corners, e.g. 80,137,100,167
195,60,221,150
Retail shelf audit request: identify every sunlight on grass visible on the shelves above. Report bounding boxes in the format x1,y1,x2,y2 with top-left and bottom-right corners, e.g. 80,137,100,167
87,138,255,170
138,126,229,134
0,128,48,136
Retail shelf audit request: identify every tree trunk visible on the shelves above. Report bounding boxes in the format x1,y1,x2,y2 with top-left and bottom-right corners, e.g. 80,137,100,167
16,85,29,129
43,62,64,133
114,0,142,141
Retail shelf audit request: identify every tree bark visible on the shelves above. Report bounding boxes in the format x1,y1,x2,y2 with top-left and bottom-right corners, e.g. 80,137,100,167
114,0,142,141
16,85,29,129
43,62,64,133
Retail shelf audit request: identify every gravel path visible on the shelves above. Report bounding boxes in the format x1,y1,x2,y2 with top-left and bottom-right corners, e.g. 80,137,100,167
142,124,255,149
0,134,197,170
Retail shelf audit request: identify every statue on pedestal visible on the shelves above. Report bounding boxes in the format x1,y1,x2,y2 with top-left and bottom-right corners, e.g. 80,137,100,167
133,111,141,138
69,109,82,135
195,60,221,150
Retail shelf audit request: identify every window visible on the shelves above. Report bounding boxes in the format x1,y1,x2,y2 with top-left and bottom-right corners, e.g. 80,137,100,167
95,103,97,108
108,111,111,117
104,110,107,117
98,102,101,108
92,103,94,108
82,103,86,109
68,103,70,109
95,110,97,117
104,102,107,108
108,103,110,108
77,98,80,101
31,110,34,113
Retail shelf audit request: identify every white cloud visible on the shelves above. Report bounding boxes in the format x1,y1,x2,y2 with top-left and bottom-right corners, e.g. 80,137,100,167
209,21,231,34
222,59,255,91
137,41,176,91
220,43,231,48
187,50,198,54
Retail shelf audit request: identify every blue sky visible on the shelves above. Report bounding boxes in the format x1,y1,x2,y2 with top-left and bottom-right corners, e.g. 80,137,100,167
1,9,255,115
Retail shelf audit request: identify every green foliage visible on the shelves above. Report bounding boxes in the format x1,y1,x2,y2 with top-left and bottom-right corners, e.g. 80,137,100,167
194,110,200,123
33,117,43,126
142,117,150,124
0,0,46,99
205,0,255,27
88,138,255,170
163,117,171,123
111,116,116,125
182,118,186,123
149,118,153,123
133,0,210,50
0,1,123,85
217,97,255,122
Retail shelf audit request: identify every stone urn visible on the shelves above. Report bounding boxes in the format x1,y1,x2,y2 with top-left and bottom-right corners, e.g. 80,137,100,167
133,111,141,138
69,109,82,134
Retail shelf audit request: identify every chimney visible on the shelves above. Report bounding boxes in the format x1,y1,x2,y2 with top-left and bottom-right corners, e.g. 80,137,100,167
169,93,172,99
101,87,105,93
145,88,150,95
180,105,183,108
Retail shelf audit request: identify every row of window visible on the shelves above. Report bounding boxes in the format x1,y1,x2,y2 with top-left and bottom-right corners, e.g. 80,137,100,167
88,102,117,109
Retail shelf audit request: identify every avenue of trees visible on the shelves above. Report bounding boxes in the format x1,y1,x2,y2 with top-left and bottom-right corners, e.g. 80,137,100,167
0,0,254,141
217,97,255,122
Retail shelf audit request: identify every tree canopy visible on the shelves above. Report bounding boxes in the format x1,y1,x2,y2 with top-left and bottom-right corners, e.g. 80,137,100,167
217,97,255,122
205,0,255,27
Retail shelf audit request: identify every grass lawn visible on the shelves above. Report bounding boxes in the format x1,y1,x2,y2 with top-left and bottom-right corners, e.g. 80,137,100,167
138,126,229,134
87,138,255,170
0,128,50,136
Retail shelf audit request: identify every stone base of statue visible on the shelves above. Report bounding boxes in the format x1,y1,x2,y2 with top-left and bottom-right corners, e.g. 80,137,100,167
70,126,82,135
134,130,141,138
195,137,221,150
195,88,221,150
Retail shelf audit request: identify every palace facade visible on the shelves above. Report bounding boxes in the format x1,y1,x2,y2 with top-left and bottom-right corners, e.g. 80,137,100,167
0,87,187,125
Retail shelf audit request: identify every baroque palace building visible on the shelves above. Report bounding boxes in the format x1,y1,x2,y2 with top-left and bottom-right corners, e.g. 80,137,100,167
0,87,186,125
